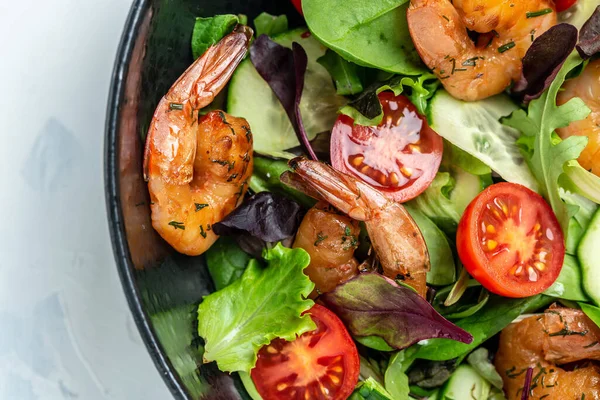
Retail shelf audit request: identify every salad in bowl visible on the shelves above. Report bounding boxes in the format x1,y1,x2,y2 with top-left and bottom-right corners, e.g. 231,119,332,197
134,0,600,398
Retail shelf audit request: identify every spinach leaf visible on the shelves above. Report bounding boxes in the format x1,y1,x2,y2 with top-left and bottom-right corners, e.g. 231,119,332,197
405,205,456,286
253,12,288,37
321,274,472,350
503,54,590,232
580,302,600,328
466,348,503,390
197,244,315,373
414,295,553,361
317,49,364,95
303,0,425,75
206,237,251,291
191,15,239,59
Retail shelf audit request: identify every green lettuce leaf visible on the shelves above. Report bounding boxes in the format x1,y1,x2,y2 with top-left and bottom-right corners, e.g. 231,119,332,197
339,73,439,126
197,244,315,373
409,172,461,234
191,15,239,60
384,349,417,400
253,12,288,37
349,378,394,400
317,49,365,95
562,160,600,204
466,348,503,390
503,54,590,231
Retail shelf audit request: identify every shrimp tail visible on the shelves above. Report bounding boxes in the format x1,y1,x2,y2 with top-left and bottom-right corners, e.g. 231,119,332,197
143,25,253,183
286,157,387,221
285,157,430,298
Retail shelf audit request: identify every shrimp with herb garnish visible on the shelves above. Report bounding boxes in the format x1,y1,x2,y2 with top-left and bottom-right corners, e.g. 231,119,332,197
143,26,254,255
407,0,556,101
283,157,430,298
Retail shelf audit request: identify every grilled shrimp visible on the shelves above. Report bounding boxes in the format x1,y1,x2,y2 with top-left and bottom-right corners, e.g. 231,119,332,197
293,202,361,295
495,307,600,399
407,0,556,101
283,157,430,297
143,26,254,255
557,59,600,177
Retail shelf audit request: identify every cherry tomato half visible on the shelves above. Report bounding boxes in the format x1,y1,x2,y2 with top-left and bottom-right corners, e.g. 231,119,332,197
291,0,303,15
331,92,443,203
251,304,360,400
457,183,565,298
555,0,577,12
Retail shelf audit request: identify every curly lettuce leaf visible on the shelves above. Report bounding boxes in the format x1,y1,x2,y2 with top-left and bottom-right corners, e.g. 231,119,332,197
503,54,590,231
197,244,315,373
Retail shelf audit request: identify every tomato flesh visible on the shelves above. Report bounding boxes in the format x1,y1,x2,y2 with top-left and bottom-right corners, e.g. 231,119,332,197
457,183,565,298
331,92,443,203
251,304,359,400
555,0,576,12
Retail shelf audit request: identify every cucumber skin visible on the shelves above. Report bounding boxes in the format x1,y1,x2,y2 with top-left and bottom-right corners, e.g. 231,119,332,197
579,208,600,306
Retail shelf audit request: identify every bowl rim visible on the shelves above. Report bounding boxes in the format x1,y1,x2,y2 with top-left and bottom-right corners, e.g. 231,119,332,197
104,1,188,398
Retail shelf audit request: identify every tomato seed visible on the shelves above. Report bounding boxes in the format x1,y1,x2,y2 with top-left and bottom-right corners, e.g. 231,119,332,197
277,383,288,391
487,240,498,251
534,262,546,271
527,266,538,282
408,144,421,153
487,224,496,234
389,172,400,186
401,166,413,177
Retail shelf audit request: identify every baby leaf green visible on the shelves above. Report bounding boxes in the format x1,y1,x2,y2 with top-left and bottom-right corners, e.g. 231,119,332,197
197,244,315,373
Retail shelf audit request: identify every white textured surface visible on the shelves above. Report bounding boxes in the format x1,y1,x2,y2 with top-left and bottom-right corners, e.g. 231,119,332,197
0,1,172,399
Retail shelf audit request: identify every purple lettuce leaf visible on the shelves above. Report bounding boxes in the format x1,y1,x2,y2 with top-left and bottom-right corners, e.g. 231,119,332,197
212,192,302,243
250,35,318,160
512,24,578,103
320,273,473,350
577,6,600,59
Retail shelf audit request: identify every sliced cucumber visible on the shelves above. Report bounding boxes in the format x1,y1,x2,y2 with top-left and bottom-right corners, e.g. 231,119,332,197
579,208,600,306
228,28,345,158
440,365,491,400
450,166,488,216
429,90,538,192
560,1,600,29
